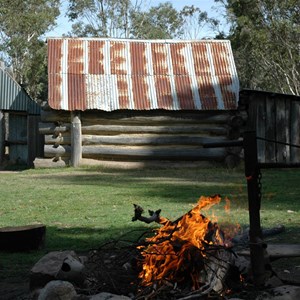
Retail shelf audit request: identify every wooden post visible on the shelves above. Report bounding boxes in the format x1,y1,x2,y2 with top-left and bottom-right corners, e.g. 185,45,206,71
70,112,82,167
0,110,4,163
28,115,44,167
243,131,266,286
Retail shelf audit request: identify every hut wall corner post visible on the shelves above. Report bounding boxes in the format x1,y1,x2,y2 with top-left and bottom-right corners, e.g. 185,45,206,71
71,112,82,167
243,131,266,286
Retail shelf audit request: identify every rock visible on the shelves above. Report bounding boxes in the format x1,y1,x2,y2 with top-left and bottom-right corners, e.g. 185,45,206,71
30,250,85,290
255,285,300,300
90,292,131,300
37,280,77,300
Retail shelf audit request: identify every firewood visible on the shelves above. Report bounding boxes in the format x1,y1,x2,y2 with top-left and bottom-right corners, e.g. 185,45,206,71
132,204,168,225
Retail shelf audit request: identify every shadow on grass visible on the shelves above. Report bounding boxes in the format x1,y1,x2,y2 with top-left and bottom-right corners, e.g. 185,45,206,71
45,225,152,251
32,169,247,207
32,167,300,211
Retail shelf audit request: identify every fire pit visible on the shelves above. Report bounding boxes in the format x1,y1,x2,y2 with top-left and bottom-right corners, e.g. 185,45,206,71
83,195,252,299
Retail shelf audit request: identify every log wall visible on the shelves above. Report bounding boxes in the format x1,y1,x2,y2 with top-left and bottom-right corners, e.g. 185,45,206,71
36,109,245,168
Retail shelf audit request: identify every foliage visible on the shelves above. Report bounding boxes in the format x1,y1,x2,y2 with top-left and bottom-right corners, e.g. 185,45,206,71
0,0,60,101
180,5,220,39
67,0,136,37
130,2,184,39
216,0,300,95
67,0,186,39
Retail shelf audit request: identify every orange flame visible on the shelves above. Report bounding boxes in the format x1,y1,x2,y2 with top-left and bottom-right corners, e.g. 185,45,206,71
138,195,235,287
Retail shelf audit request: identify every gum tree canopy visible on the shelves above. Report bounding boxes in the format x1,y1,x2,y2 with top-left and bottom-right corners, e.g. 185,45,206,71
217,0,300,95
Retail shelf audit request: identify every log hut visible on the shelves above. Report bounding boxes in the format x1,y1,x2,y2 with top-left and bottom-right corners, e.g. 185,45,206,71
36,38,244,168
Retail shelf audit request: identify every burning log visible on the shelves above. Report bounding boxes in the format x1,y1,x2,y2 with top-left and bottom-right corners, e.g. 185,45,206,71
132,195,242,299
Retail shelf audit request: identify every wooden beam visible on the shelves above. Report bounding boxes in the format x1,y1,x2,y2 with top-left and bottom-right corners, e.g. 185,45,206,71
45,134,71,145
38,122,70,135
81,124,227,135
82,145,226,160
44,145,71,158
82,134,230,146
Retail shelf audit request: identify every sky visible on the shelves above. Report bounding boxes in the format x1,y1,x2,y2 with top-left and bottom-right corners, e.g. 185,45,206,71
46,0,226,38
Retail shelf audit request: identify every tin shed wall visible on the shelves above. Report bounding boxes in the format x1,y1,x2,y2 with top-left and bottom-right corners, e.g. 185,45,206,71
48,38,239,111
0,68,40,114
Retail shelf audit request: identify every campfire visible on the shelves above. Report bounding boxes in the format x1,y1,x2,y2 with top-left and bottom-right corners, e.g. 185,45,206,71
131,195,246,299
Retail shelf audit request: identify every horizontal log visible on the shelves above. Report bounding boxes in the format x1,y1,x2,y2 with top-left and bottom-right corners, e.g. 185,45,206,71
44,134,71,145
82,124,227,135
40,110,70,122
82,134,230,146
44,145,71,158
82,145,226,160
39,122,70,135
41,109,233,125
33,158,68,168
81,114,232,126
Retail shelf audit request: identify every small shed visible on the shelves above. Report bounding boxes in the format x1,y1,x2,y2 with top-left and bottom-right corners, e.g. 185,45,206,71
240,89,300,164
37,37,242,167
0,65,42,167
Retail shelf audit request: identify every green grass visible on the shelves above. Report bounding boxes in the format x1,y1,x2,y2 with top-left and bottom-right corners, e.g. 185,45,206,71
0,166,299,281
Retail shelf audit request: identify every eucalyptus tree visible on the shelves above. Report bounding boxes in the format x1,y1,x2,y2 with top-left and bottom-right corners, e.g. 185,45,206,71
67,0,185,39
179,5,220,39
67,0,143,37
216,0,300,95
0,0,60,101
130,2,184,39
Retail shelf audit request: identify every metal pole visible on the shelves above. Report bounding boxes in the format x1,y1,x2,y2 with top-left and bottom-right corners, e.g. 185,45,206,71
243,131,266,286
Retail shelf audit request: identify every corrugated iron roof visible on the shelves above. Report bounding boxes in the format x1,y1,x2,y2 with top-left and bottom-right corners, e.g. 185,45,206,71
47,38,239,111
0,67,40,114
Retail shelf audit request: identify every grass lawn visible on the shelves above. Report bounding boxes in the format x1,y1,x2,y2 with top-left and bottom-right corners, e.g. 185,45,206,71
0,165,299,286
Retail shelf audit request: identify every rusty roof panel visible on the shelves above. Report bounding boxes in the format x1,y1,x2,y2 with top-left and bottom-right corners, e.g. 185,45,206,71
47,38,239,111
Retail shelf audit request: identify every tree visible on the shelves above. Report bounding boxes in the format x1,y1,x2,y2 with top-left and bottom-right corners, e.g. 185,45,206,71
67,0,184,39
130,2,184,39
179,5,220,39
216,0,300,95
0,0,60,101
67,0,142,38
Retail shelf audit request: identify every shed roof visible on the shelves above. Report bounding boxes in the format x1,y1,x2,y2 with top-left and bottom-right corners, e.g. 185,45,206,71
0,67,40,114
47,37,239,111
